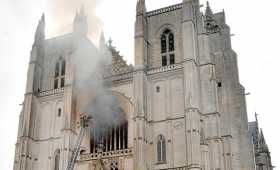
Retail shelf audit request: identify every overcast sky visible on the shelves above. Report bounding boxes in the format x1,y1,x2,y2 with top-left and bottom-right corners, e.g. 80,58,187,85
0,0,279,169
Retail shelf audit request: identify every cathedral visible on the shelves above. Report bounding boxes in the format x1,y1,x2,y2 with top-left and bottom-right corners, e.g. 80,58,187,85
13,0,273,170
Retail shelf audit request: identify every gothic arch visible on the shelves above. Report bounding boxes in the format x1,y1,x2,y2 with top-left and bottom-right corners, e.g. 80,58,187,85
53,149,60,170
150,23,178,67
110,90,133,118
156,134,167,163
89,90,134,154
155,23,177,39
53,57,66,89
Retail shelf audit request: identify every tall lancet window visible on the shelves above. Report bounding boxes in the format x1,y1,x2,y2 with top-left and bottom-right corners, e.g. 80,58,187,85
161,29,175,66
54,57,66,89
61,60,66,76
54,149,60,170
90,120,128,153
157,134,166,163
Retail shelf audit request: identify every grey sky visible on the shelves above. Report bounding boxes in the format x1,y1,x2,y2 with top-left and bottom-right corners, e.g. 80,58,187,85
0,0,279,169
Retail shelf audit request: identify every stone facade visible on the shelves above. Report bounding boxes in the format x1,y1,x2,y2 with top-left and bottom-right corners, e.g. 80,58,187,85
13,0,272,170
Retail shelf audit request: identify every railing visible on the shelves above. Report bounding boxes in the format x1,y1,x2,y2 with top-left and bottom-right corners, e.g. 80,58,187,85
147,64,183,75
160,167,188,170
37,88,64,97
110,72,134,82
104,72,134,83
146,3,183,17
79,148,133,161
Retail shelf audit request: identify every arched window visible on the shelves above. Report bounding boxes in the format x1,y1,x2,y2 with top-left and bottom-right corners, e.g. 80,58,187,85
55,62,60,78
200,128,205,144
61,60,66,76
161,29,175,66
157,134,166,163
54,58,66,89
54,150,60,170
161,35,167,53
90,120,128,153
58,108,62,117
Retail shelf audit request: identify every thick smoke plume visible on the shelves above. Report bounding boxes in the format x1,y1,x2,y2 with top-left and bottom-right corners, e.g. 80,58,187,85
72,36,126,133
42,0,128,143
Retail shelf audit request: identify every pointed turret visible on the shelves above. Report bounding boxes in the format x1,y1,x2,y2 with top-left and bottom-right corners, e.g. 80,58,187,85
136,0,146,15
255,112,260,131
31,13,45,62
204,1,220,33
252,112,260,149
99,30,106,47
34,13,45,45
98,30,112,66
205,1,214,21
80,5,86,17
73,6,88,37
99,30,107,56
256,129,273,169
134,0,147,67
259,129,268,150
108,37,113,48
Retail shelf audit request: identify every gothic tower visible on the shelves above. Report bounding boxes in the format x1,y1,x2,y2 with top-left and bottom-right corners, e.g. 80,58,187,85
14,1,272,170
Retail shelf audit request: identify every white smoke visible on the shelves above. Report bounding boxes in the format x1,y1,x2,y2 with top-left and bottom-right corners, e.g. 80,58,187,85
40,0,127,144
47,0,103,43
53,2,127,143
71,36,126,143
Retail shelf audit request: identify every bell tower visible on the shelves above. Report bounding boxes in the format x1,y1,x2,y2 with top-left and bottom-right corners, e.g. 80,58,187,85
14,14,45,170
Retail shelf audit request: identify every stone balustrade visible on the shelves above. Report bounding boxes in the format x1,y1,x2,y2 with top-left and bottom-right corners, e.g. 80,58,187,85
37,88,64,97
79,148,133,161
104,72,134,84
110,72,134,81
146,3,183,17
147,63,183,75
160,167,188,170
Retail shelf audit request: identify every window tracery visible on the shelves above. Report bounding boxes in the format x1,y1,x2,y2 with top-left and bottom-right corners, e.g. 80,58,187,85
54,57,66,89
90,121,128,153
157,134,166,163
55,62,59,78
54,149,60,170
161,29,175,66
61,60,66,76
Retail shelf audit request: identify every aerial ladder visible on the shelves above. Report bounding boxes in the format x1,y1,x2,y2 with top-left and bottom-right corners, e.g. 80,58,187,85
66,115,91,170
